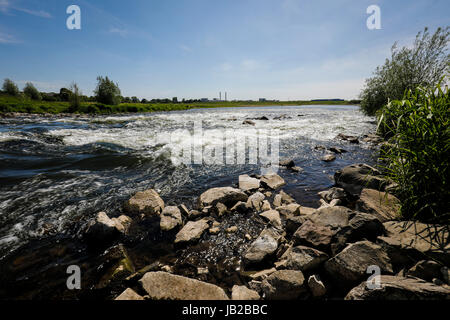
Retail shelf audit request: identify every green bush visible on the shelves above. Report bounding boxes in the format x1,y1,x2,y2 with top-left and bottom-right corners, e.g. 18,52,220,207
377,84,449,224
360,27,449,116
68,83,82,113
23,82,42,100
2,78,20,96
94,76,121,105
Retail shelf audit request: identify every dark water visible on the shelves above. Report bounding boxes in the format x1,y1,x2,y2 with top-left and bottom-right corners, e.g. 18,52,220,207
0,105,377,299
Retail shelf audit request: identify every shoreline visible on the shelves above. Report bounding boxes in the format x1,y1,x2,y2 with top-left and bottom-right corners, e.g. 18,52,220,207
1,132,448,300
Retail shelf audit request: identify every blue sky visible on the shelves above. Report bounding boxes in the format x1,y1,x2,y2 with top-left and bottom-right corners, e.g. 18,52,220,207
0,0,448,100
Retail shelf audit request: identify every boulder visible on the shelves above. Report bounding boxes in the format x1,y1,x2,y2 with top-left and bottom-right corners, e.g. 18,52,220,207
308,275,327,297
115,288,144,300
324,241,393,288
174,219,209,245
231,201,249,213
111,215,132,234
260,210,282,228
231,285,260,300
260,173,286,190
215,202,229,216
261,200,272,212
279,159,295,168
139,271,229,300
280,245,328,271
243,120,256,126
198,187,248,209
276,203,301,216
188,209,206,220
406,260,443,282
273,194,282,207
355,188,401,222
328,147,347,154
246,192,266,211
321,154,336,162
96,244,135,289
378,221,450,265
318,187,346,203
239,175,260,192
279,190,296,204
261,270,307,300
285,215,307,234
160,206,182,231
334,164,387,195
345,275,450,300
293,220,334,252
243,228,282,267
124,189,164,216
84,212,123,244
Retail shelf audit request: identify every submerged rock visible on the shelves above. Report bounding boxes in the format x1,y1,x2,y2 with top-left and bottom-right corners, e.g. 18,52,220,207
139,271,229,300
321,154,336,162
345,275,450,300
124,189,164,216
279,159,295,168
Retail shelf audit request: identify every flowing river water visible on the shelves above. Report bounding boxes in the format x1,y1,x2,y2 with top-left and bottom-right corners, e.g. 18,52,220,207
0,105,377,299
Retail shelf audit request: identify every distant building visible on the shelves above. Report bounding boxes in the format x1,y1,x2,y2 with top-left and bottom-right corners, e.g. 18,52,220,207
259,98,267,102
200,98,208,102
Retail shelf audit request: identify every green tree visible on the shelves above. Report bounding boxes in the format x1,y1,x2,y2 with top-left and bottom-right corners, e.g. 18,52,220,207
360,27,450,115
94,76,121,105
23,82,42,100
131,96,139,103
68,82,82,113
2,78,20,96
59,88,72,101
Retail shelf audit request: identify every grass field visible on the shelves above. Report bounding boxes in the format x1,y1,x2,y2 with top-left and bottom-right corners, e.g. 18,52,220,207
0,94,358,115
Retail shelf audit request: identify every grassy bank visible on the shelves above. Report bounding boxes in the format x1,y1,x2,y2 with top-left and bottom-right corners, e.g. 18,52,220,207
377,84,449,224
0,94,358,115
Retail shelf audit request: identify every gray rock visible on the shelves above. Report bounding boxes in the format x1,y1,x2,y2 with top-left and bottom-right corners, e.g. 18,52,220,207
139,271,229,300
280,245,329,271
378,221,450,265
279,159,295,168
85,212,123,243
243,228,282,267
260,173,286,190
321,154,336,162
215,202,229,216
324,240,393,288
345,275,450,300
318,187,346,202
276,203,301,216
231,285,260,300
115,288,144,300
160,206,182,231
308,275,327,297
198,187,248,209
246,192,266,211
355,188,401,222
239,175,260,192
174,219,209,244
124,189,164,216
334,163,387,195
261,270,307,300
260,210,282,228
293,220,334,252
406,260,443,282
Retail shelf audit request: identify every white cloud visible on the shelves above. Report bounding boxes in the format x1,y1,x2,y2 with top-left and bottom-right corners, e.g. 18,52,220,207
16,7,51,18
0,31,19,44
179,44,192,53
109,27,128,37
0,0,51,18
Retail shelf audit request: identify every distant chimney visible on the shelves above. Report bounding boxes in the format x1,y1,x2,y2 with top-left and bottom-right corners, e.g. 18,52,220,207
225,92,227,101
220,92,221,100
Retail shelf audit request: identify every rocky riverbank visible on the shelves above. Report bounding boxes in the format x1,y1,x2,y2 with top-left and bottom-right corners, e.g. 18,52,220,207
82,155,449,300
